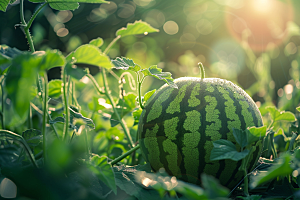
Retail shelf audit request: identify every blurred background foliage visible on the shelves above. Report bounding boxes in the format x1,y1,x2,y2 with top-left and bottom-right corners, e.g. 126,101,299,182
1,0,300,162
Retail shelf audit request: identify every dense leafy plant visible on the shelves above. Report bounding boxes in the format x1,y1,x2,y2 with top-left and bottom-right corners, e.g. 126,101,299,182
1,0,300,200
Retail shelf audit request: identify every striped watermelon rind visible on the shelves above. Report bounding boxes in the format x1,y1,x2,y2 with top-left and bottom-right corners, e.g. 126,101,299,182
138,77,263,189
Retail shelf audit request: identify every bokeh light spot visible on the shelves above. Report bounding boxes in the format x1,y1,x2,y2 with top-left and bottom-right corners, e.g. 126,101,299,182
196,19,212,35
56,28,69,37
163,21,179,35
56,10,73,23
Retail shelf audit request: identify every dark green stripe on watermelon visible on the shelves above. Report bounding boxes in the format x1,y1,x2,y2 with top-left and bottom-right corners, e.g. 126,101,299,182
138,77,263,189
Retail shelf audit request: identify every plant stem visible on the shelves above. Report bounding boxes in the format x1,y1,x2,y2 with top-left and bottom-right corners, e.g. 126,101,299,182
104,35,121,54
198,62,205,79
138,74,145,109
28,104,33,129
244,169,249,196
110,144,140,165
63,66,70,141
20,0,35,52
86,74,105,95
26,3,48,30
1,77,5,129
101,69,134,148
42,74,48,164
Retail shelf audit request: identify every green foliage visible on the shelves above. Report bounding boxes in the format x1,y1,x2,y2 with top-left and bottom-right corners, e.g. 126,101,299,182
2,0,300,199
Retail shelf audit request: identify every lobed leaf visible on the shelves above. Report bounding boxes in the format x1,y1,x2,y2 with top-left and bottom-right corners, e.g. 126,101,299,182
247,126,266,145
112,57,141,72
116,20,159,37
68,44,113,69
232,128,248,148
89,155,117,194
266,106,296,123
141,65,177,88
89,37,104,47
251,153,293,188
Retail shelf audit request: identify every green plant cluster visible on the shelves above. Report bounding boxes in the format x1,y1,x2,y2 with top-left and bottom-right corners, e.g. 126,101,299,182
1,1,300,200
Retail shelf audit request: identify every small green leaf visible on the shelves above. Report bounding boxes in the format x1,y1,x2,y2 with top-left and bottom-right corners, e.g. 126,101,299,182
89,155,117,194
0,54,11,75
141,65,177,88
210,139,249,161
49,116,65,124
49,2,79,10
116,20,159,37
247,126,266,145
89,37,104,47
48,79,63,98
69,107,95,130
251,153,293,188
133,108,142,126
0,0,10,12
69,44,113,69
144,89,156,103
232,128,248,148
0,45,23,59
297,106,300,112
34,50,65,70
65,63,87,80
201,174,229,199
5,53,40,121
266,106,296,123
111,57,141,72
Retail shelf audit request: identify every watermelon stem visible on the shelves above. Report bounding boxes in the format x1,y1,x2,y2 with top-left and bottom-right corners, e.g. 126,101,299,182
110,144,140,165
198,62,205,79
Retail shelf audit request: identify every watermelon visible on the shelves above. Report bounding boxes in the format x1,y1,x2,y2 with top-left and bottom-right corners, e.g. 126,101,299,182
137,77,263,189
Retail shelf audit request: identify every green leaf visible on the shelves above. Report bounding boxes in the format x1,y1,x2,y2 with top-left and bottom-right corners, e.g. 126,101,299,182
111,57,141,72
251,153,293,188
116,20,159,37
33,50,65,70
111,93,137,127
141,65,177,88
143,89,156,103
48,79,62,98
49,2,79,10
69,107,95,130
266,106,296,123
89,155,117,194
65,63,87,80
0,45,23,59
49,116,65,124
133,108,142,126
22,129,43,154
5,53,40,121
232,128,248,148
69,44,113,69
106,127,124,141
247,126,266,145
0,54,11,75
210,139,250,161
89,37,104,47
201,174,229,199
297,106,300,112
0,0,10,12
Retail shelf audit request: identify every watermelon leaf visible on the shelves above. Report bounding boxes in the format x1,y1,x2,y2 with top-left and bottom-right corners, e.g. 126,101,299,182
232,128,248,148
112,57,141,72
251,153,293,188
141,65,177,88
210,139,250,161
143,89,156,103
88,155,117,194
266,106,296,123
116,20,159,37
247,126,266,145
89,37,104,48
48,79,63,98
201,174,229,198
133,108,143,126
